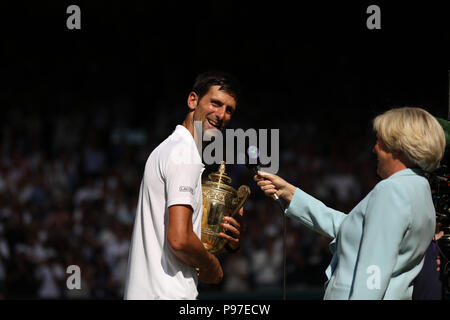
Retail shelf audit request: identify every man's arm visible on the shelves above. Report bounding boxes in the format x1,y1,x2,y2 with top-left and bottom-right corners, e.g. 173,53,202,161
168,204,223,284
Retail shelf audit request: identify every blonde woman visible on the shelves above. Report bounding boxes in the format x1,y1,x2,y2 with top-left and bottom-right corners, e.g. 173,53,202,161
255,107,445,299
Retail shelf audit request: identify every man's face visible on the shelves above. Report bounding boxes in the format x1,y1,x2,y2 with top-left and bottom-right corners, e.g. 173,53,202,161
189,85,237,134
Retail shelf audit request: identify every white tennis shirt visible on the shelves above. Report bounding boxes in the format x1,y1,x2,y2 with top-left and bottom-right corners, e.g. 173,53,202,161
124,125,205,299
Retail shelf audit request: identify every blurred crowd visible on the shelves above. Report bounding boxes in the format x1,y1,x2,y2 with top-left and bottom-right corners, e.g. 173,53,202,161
0,100,380,299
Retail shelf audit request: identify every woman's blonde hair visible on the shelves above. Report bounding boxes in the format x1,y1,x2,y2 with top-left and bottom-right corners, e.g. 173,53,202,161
373,107,446,172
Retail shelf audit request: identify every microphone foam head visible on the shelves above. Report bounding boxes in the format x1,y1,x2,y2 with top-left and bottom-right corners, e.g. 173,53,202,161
247,145,259,160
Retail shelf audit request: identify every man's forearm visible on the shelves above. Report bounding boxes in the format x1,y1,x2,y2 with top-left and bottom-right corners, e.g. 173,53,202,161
169,231,216,270
167,204,222,283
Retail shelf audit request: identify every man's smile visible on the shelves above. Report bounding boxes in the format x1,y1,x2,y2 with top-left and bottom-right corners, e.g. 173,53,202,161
207,118,221,130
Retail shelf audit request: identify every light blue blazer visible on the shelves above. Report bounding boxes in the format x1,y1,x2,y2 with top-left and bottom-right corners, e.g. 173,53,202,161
285,168,436,299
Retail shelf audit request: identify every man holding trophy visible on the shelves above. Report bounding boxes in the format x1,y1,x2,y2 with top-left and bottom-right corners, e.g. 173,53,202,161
124,71,245,300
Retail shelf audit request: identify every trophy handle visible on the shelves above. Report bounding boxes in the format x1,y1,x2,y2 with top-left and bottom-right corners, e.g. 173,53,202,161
231,185,250,217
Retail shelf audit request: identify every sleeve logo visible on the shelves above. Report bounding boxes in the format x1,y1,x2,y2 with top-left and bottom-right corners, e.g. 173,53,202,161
179,186,194,195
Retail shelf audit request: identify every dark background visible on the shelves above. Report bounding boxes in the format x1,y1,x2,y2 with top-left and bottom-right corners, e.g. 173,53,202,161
0,1,449,299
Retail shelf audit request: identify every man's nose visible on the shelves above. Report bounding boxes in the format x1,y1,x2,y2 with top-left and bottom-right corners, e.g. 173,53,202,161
215,106,226,120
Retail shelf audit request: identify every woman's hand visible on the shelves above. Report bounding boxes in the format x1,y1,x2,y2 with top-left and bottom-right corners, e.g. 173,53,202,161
254,171,297,203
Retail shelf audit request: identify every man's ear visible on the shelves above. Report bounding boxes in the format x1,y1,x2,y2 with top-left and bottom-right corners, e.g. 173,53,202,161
187,92,199,111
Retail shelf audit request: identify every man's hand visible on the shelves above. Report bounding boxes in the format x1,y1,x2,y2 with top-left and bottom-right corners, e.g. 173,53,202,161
197,254,223,284
219,207,244,252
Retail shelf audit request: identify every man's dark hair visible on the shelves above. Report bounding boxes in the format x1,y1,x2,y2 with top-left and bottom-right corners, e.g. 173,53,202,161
192,70,240,103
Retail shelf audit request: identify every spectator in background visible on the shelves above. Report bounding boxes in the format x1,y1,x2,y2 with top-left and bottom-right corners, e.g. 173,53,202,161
250,235,283,289
222,249,250,293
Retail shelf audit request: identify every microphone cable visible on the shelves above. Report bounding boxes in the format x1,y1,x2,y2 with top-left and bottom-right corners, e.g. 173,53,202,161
247,164,287,300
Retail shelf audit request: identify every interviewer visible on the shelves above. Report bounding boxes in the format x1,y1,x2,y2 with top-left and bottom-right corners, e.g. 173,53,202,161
255,107,445,299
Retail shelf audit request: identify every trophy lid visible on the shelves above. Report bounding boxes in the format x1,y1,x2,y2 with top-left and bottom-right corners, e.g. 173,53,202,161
208,161,232,185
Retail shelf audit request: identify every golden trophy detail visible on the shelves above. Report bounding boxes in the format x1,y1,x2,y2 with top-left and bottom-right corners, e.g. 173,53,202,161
201,161,250,254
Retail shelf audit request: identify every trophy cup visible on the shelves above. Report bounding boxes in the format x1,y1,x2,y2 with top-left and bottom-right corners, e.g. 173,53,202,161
201,161,250,254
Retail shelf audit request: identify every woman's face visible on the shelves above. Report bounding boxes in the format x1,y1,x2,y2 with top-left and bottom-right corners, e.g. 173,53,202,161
373,135,395,179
